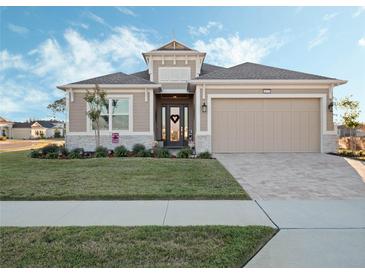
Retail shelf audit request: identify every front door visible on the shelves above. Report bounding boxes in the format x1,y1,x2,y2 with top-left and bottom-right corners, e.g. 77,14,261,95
161,105,189,147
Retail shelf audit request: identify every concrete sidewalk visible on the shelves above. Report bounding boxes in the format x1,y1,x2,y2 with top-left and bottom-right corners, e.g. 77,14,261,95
247,199,365,268
0,200,274,227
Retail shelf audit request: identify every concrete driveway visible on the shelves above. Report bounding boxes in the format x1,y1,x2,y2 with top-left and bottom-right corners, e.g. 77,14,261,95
216,153,365,199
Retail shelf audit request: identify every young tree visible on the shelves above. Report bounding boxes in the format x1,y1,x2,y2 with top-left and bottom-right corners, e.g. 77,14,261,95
336,95,361,151
84,84,107,148
47,98,66,119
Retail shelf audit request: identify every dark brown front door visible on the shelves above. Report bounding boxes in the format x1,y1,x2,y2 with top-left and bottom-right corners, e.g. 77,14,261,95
161,105,189,147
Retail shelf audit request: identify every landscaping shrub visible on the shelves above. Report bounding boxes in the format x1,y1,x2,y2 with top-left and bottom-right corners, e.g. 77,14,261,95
29,149,41,158
45,152,59,159
58,147,69,157
114,145,129,157
132,143,146,154
136,149,152,157
360,150,365,157
155,147,171,158
177,148,192,158
95,146,108,158
197,151,212,159
68,148,84,159
41,144,59,155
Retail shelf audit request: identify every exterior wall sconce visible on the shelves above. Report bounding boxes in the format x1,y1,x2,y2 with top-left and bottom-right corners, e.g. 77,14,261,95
263,89,271,94
328,102,334,112
201,102,207,113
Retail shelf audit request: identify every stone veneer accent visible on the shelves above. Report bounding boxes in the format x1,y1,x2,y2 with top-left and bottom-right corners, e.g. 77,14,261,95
66,134,154,151
322,133,338,153
195,133,338,153
195,134,211,154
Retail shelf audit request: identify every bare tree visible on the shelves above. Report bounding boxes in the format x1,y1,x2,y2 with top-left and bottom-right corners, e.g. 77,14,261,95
84,84,107,148
336,95,361,152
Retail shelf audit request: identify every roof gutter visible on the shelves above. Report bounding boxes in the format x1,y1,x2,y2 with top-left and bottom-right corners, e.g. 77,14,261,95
189,79,347,86
57,84,162,91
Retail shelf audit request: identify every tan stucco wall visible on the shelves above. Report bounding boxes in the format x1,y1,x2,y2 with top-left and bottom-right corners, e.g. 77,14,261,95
152,59,196,83
199,88,334,132
69,90,150,133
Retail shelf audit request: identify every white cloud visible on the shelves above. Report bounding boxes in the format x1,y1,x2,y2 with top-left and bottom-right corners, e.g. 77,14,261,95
353,7,365,18
116,7,137,17
194,33,284,67
69,21,89,29
0,50,27,71
323,12,338,21
84,11,109,27
359,37,365,47
308,28,328,50
188,21,223,36
1,25,156,120
0,79,51,114
7,23,29,35
28,27,156,84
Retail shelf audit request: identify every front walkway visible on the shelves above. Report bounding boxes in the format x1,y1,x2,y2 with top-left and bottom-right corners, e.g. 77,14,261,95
216,153,365,199
0,200,274,227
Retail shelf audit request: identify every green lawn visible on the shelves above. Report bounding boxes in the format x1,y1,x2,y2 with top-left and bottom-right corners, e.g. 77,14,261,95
0,151,249,200
0,226,275,267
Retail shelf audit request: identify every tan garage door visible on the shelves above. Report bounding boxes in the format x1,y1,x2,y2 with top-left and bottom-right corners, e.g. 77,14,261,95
212,98,320,153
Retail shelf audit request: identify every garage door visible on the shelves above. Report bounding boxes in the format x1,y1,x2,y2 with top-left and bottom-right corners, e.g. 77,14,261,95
212,98,320,153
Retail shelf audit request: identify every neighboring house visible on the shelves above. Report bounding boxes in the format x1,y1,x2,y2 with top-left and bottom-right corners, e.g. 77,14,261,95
58,40,346,153
0,117,14,137
11,120,65,139
337,124,365,137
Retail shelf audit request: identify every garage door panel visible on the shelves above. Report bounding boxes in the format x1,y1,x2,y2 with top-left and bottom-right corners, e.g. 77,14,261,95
212,98,320,153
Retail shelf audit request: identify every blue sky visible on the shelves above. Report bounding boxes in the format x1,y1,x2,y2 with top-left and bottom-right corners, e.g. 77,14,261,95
1,6,364,122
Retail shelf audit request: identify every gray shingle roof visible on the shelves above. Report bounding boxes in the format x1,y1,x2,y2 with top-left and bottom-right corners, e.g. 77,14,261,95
70,72,156,85
200,63,225,75
13,120,61,129
130,70,150,81
196,62,336,80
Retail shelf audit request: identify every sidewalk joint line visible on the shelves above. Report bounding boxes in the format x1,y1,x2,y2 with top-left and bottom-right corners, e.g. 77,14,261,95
162,200,169,225
254,200,279,229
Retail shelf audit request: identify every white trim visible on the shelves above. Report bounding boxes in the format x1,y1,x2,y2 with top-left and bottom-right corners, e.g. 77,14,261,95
65,92,70,133
189,79,347,85
58,84,161,90
196,86,201,134
161,89,189,94
329,85,333,99
149,90,154,134
204,93,328,153
67,132,153,136
199,84,333,90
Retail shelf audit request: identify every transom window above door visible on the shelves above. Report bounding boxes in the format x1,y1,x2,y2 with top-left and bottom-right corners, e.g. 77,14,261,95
158,67,191,82
88,96,132,132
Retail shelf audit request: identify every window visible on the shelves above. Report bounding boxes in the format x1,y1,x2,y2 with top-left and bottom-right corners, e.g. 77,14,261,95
91,102,109,130
158,67,191,82
111,99,129,130
89,97,131,132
